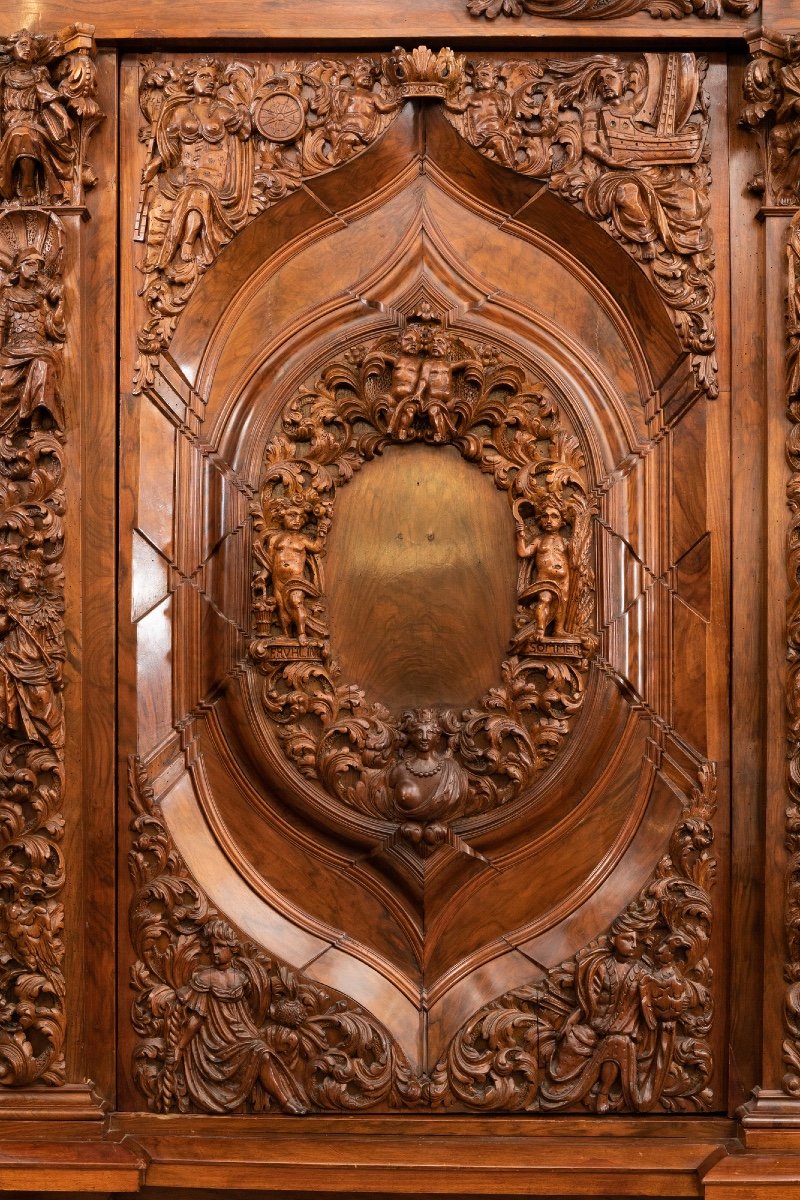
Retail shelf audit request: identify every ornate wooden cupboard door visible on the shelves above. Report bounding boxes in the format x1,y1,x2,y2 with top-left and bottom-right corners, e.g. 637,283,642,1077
119,48,730,1119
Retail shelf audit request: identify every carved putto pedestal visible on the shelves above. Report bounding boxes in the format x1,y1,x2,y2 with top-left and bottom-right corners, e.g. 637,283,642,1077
249,315,597,855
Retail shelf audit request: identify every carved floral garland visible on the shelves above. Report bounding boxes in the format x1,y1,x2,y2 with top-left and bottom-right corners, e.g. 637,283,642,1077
129,751,716,1113
249,321,597,849
465,0,756,21
135,48,716,399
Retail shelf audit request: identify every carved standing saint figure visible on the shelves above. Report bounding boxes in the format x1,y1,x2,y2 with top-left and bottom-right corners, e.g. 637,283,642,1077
0,247,65,431
0,560,65,750
260,502,330,644
0,29,75,203
539,914,684,1114
384,709,469,848
140,57,253,283
165,920,309,1115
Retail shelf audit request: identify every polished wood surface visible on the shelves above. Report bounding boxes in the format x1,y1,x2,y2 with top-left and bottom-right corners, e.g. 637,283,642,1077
0,4,797,1197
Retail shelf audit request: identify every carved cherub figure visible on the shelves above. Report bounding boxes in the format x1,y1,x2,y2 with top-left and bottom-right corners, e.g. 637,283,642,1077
261,502,330,643
326,58,398,162
388,332,476,443
0,246,65,431
446,60,516,169
515,493,572,639
0,29,75,203
377,326,422,427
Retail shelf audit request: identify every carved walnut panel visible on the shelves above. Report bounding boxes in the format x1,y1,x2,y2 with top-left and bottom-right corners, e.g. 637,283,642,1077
120,49,728,1117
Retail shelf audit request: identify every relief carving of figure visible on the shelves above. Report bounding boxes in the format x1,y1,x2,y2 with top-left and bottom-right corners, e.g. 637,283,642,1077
258,500,330,644
0,559,65,750
0,247,65,431
165,920,309,1115
515,493,573,641
325,58,399,163
0,29,75,204
380,329,480,443
384,709,469,849
445,60,517,168
539,914,681,1114
140,57,253,283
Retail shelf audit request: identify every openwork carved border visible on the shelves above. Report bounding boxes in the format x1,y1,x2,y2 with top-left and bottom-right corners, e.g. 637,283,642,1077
129,753,715,1113
465,0,755,20
783,212,800,1096
0,24,100,1089
134,47,716,399
249,316,596,854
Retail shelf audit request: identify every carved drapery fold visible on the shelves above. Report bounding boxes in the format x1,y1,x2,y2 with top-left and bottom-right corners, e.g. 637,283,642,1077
0,25,101,1088
134,48,716,400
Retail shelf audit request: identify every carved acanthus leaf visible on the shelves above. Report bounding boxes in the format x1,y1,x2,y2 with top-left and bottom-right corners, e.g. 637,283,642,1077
742,36,800,208
430,762,717,1113
465,0,756,20
128,756,418,1114
249,320,597,854
0,208,67,1086
134,49,717,401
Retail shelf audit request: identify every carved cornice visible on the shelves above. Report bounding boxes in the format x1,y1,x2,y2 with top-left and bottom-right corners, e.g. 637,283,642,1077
0,208,68,1086
128,754,716,1113
743,34,800,209
134,49,717,400
465,0,755,18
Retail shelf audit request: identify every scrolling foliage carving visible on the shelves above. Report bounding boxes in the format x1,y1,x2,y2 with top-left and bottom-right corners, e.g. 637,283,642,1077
782,212,800,1095
0,209,67,1086
128,756,716,1113
743,35,800,208
135,49,716,399
464,0,756,23
249,318,597,853
128,757,414,1114
0,26,101,207
432,764,716,1114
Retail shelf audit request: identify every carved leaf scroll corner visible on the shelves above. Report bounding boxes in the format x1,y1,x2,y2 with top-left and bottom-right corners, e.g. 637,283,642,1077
465,0,756,20
133,48,717,403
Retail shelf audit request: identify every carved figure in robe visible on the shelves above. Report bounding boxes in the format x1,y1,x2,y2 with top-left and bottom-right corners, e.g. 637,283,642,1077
539,914,682,1113
0,29,75,203
0,247,65,431
515,494,572,639
325,58,399,163
384,708,469,847
261,504,329,643
446,60,516,169
0,561,64,750
141,58,253,283
165,920,309,1115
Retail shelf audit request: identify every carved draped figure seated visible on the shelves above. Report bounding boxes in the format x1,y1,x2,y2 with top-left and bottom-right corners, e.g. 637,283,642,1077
141,58,252,283
167,921,309,1115
0,29,75,203
0,247,65,431
0,561,64,750
538,915,690,1114
384,709,469,847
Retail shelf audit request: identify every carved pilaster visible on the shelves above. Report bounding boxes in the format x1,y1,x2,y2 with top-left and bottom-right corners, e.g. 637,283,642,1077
0,25,101,1089
134,49,717,402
